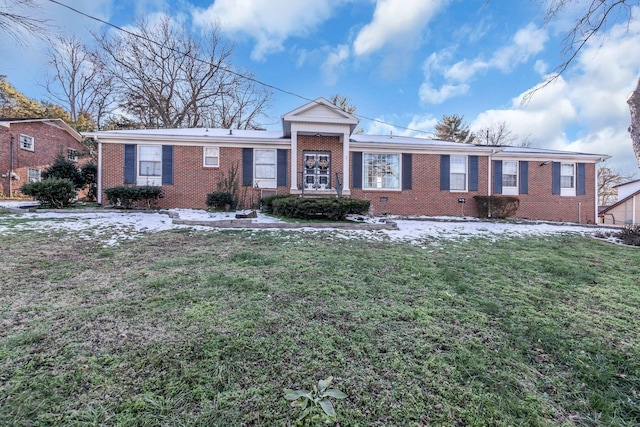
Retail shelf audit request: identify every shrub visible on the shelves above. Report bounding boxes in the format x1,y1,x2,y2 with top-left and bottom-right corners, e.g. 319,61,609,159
42,154,86,189
81,162,98,201
260,194,296,214
20,178,76,208
271,197,370,220
473,195,520,219
206,192,234,210
104,186,163,209
618,225,640,246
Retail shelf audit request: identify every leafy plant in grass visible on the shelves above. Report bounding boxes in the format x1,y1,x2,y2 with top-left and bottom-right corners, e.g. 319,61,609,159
42,153,86,190
284,376,347,426
206,192,234,211
260,194,296,214
617,224,640,246
80,162,98,201
473,195,519,219
104,186,164,209
20,178,76,208
271,197,370,220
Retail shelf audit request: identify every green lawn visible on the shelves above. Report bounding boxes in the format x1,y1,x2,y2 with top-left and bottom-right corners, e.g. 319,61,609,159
0,225,638,426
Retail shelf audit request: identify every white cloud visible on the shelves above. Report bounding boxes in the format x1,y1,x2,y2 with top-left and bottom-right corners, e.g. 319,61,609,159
419,82,470,104
366,113,438,137
353,0,447,56
192,0,341,61
320,45,350,86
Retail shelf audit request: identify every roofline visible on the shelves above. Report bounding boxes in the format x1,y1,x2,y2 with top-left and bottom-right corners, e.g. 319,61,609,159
613,178,640,188
493,152,610,163
84,132,292,148
0,118,82,142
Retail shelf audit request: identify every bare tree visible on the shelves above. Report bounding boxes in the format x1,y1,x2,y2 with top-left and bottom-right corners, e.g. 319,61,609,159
598,161,634,205
330,94,357,115
434,114,475,143
629,77,640,165
0,0,49,44
474,121,533,147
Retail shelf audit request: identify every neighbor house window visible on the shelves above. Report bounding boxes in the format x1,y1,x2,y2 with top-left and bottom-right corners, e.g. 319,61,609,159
138,146,162,185
502,161,518,195
67,148,79,162
363,153,400,190
20,134,34,151
203,146,219,167
450,156,467,191
561,163,575,196
28,168,41,183
254,149,276,188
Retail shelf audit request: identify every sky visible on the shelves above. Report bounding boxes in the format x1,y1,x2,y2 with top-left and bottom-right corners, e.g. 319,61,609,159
2,0,640,175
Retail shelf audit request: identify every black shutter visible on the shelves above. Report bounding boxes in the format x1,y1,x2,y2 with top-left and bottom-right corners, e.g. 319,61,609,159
124,144,136,184
440,155,450,191
468,155,478,191
277,149,287,187
577,163,586,195
519,161,528,194
352,152,362,189
493,160,502,194
162,145,173,185
242,148,253,186
402,153,412,190
552,162,561,195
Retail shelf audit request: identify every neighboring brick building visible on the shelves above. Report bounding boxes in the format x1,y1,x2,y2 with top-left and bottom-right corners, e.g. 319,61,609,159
0,118,85,197
86,98,609,223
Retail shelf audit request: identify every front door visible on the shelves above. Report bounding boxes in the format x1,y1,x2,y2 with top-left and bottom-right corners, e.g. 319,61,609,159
303,151,331,190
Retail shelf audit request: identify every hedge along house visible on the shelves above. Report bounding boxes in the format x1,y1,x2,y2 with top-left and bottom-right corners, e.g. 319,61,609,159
87,97,609,223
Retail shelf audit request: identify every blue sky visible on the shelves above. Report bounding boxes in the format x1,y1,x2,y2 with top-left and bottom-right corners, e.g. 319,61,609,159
3,0,640,174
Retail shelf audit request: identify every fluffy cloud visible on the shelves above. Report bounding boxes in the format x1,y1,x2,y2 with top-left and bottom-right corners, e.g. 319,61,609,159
192,0,340,61
320,45,350,86
367,113,438,137
353,0,446,56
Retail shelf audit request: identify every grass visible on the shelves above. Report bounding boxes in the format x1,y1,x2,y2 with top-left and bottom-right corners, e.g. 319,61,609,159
0,226,639,426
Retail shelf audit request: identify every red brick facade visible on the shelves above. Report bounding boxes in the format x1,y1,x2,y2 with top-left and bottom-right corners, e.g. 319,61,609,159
0,120,86,197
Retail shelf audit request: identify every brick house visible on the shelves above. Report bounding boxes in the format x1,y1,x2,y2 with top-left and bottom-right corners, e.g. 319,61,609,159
0,118,85,197
87,98,609,223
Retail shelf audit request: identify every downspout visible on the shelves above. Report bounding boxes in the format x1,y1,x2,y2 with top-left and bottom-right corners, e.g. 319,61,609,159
9,133,14,197
97,138,103,205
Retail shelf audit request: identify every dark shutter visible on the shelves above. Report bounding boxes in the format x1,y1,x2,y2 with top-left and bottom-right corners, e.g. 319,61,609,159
577,163,586,195
552,162,561,195
440,155,450,191
519,161,528,194
352,152,362,189
277,149,287,187
493,160,502,194
242,148,253,186
124,144,136,184
402,153,412,190
468,155,478,191
162,145,173,185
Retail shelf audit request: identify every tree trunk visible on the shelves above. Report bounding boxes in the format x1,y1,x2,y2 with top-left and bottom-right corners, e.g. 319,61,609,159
629,77,640,166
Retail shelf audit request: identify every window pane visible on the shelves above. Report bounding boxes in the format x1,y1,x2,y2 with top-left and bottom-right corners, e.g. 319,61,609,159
140,161,161,176
255,165,275,179
450,156,466,173
364,153,400,189
139,146,161,161
204,157,218,166
451,173,466,190
255,149,275,163
503,161,517,175
450,156,467,190
561,164,574,188
561,164,574,176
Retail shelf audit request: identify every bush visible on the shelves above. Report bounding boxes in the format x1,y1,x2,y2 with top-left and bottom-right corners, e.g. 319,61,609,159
42,154,86,189
20,178,76,208
473,195,520,219
271,197,370,220
618,225,640,246
206,192,234,210
81,162,98,201
260,194,296,214
104,186,164,209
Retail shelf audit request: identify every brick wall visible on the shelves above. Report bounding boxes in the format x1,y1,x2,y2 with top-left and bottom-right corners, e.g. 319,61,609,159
0,121,87,197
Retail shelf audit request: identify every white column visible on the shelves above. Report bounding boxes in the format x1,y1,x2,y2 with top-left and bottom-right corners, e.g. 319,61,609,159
97,140,103,205
290,128,298,191
342,131,350,195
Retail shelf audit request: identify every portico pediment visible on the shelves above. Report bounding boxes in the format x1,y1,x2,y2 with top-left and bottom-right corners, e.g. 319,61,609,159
282,97,359,136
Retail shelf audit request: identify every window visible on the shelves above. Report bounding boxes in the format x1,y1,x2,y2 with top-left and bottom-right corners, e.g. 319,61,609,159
67,148,79,162
364,153,400,190
450,156,467,191
203,146,219,167
20,134,34,151
254,149,276,188
502,161,518,195
28,168,41,183
561,163,575,196
138,146,162,185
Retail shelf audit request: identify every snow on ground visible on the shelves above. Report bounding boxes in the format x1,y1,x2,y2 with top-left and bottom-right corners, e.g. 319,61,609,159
0,201,617,246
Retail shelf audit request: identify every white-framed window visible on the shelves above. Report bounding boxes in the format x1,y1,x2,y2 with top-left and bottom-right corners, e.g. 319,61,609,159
28,168,41,183
561,163,576,196
450,156,467,191
502,161,518,195
20,134,34,151
138,145,162,186
254,149,276,188
67,148,79,162
363,153,400,190
203,146,219,167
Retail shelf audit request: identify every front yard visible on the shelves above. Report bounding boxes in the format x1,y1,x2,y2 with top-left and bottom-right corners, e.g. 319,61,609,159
0,217,638,425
